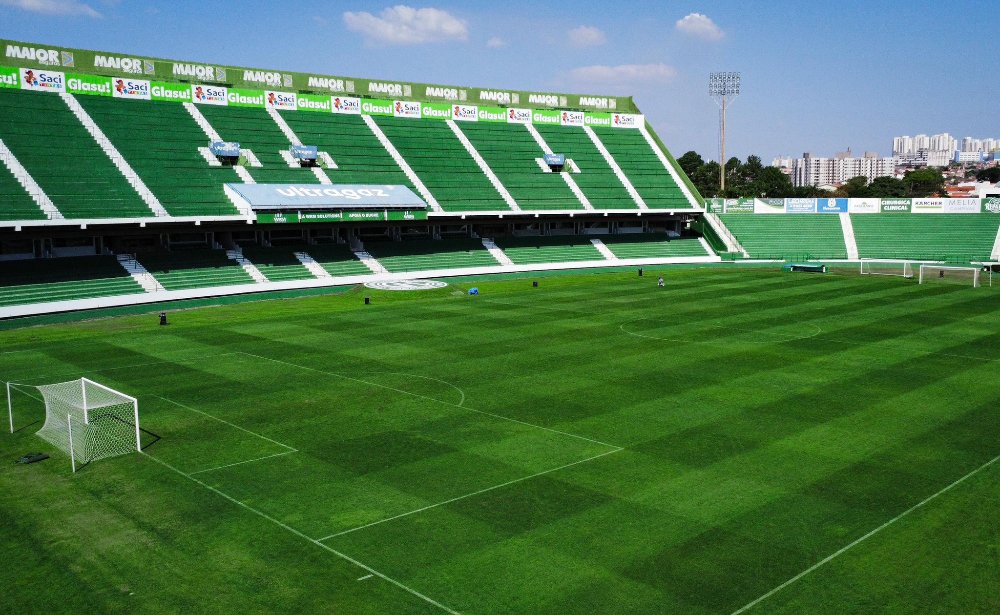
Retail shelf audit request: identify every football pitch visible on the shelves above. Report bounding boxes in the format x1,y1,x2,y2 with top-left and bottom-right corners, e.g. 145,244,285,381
2,267,999,615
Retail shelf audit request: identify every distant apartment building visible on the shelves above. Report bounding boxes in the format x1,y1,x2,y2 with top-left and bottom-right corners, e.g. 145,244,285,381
783,151,898,187
894,132,998,157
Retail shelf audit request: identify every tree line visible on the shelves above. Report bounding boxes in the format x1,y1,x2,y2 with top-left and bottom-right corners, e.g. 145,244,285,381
674,151,991,199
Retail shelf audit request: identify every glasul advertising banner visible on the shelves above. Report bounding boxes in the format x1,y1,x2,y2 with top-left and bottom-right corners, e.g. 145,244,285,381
785,198,816,214
478,106,506,123
755,198,787,214
111,77,151,100
227,88,264,108
585,112,612,127
151,81,190,102
880,198,911,213
848,198,880,214
816,198,847,213
67,73,110,96
533,109,561,126
0,65,18,88
421,102,451,120
296,93,331,112
361,99,393,116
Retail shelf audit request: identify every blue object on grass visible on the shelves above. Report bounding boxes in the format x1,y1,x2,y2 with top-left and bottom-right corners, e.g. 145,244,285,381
469,288,479,295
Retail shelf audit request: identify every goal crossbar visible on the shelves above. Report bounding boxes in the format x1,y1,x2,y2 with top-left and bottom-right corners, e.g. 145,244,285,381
859,259,917,278
918,264,981,287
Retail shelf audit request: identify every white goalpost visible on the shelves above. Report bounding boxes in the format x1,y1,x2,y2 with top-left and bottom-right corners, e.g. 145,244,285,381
12,378,143,472
918,264,981,288
859,259,915,278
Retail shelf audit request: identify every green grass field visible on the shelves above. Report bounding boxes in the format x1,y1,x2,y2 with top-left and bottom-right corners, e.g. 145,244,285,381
2,267,999,615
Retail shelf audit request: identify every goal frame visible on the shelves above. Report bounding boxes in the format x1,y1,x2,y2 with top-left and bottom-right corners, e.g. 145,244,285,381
918,264,981,288
859,258,916,278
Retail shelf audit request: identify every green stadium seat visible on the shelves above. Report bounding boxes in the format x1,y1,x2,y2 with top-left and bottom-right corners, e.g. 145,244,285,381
534,125,637,210
600,234,709,259
591,127,694,209
364,239,499,272
135,250,254,291
298,244,372,277
719,215,848,259
852,214,1000,263
239,246,316,282
0,256,143,306
493,236,605,265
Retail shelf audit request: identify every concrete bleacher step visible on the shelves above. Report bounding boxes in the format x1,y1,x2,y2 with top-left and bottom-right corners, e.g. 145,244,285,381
0,138,63,220
583,126,647,210
993,225,1000,261
117,254,165,293
590,238,618,260
525,124,594,210
198,147,223,166
840,212,860,260
226,248,268,283
482,238,515,266
361,114,443,213
294,251,333,278
448,120,520,212
269,108,334,183
704,212,747,256
637,125,702,209
353,251,388,274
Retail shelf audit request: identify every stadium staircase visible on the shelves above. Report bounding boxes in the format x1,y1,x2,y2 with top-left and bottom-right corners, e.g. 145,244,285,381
851,214,1000,263
183,102,259,193
0,139,58,220
226,247,268,283
534,125,637,210
238,246,321,282
373,116,507,212
301,243,373,277
353,250,389,274
0,256,144,307
267,108,334,184
593,126,696,210
719,214,849,260
839,212,860,260
992,226,1000,261
599,234,711,259
589,238,618,260
136,250,255,291
583,126,647,209
361,115,443,212
293,250,333,279
482,238,515,266
702,212,746,255
116,254,165,293
493,236,606,265
447,120,520,211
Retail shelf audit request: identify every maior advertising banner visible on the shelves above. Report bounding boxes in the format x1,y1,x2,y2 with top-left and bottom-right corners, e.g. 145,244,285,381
227,184,427,210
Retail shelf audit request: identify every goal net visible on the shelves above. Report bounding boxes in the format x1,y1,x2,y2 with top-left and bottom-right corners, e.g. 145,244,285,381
918,265,981,288
860,259,915,278
33,378,140,471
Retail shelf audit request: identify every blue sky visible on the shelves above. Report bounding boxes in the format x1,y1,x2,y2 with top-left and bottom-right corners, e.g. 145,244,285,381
1,0,996,162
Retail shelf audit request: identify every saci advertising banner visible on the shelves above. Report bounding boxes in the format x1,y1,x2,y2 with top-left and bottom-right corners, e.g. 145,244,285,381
785,198,816,214
227,183,427,209
506,108,532,124
67,73,111,96
816,198,847,213
848,198,880,214
560,110,585,127
332,96,361,114
192,84,227,105
19,67,64,92
265,90,297,110
611,113,643,128
393,100,421,119
452,104,478,122
755,198,787,214
111,77,151,100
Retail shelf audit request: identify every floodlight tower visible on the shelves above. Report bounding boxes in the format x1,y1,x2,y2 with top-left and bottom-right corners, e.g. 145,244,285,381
709,72,740,192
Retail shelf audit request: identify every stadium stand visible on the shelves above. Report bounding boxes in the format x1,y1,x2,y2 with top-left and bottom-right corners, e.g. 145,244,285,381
0,256,143,306
364,238,499,272
457,123,583,211
534,125,637,209
197,106,321,184
373,117,509,212
851,214,1000,262
0,162,45,221
278,112,415,188
719,215,848,259
0,90,153,219
592,127,693,209
298,243,372,277
493,236,606,264
600,234,710,259
238,246,317,282
75,96,242,217
135,250,255,290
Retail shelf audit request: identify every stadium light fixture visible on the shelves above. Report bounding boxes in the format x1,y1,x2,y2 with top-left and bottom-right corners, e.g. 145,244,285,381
709,72,740,192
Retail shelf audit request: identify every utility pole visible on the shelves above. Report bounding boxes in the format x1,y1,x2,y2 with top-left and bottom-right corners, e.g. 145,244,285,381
710,72,740,193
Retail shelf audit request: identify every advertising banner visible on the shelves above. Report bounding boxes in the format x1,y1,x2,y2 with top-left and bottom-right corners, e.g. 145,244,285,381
944,198,981,213
560,110,585,127
707,199,725,214
611,113,643,128
983,197,1000,214
227,88,264,108
0,65,17,88
209,142,240,157
296,93,331,112
67,73,111,96
880,198,911,213
265,90,297,110
532,109,561,125
724,198,754,213
786,198,817,214
227,184,427,209
452,104,478,121
361,99,393,116
848,198,880,214
478,106,506,123
332,96,361,114
290,145,317,160
191,84,227,105
393,100,421,119
755,198,787,214
421,102,451,120
19,67,64,92
816,198,847,213
507,108,532,124
111,77,151,100
585,112,612,127
151,81,191,101
911,198,946,213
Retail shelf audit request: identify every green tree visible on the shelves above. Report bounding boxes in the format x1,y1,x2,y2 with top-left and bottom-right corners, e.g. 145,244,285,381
976,166,1000,183
677,151,704,178
748,166,795,198
903,168,946,197
692,161,721,198
865,176,906,198
834,176,870,197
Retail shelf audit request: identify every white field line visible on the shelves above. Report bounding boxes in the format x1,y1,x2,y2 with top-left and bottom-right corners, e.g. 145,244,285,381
319,447,623,541
8,383,44,402
358,574,374,581
238,351,620,449
729,451,1000,615
155,395,296,451
189,450,298,475
6,352,241,385
141,452,461,615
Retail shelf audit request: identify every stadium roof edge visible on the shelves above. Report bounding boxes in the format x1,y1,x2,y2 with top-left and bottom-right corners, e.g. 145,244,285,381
1,38,636,113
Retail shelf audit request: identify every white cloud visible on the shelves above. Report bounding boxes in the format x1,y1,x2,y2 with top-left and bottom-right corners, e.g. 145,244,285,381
486,37,507,48
343,5,468,45
566,63,678,88
675,13,724,42
0,0,101,17
567,25,606,48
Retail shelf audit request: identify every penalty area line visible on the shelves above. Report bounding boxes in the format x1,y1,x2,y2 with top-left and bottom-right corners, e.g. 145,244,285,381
319,447,623,541
154,395,296,451
729,451,1000,615
141,452,462,615
189,450,298,475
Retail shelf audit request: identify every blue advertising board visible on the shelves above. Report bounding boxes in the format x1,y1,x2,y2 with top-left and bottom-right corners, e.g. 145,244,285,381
544,153,566,166
290,145,318,160
816,198,848,213
209,141,240,157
